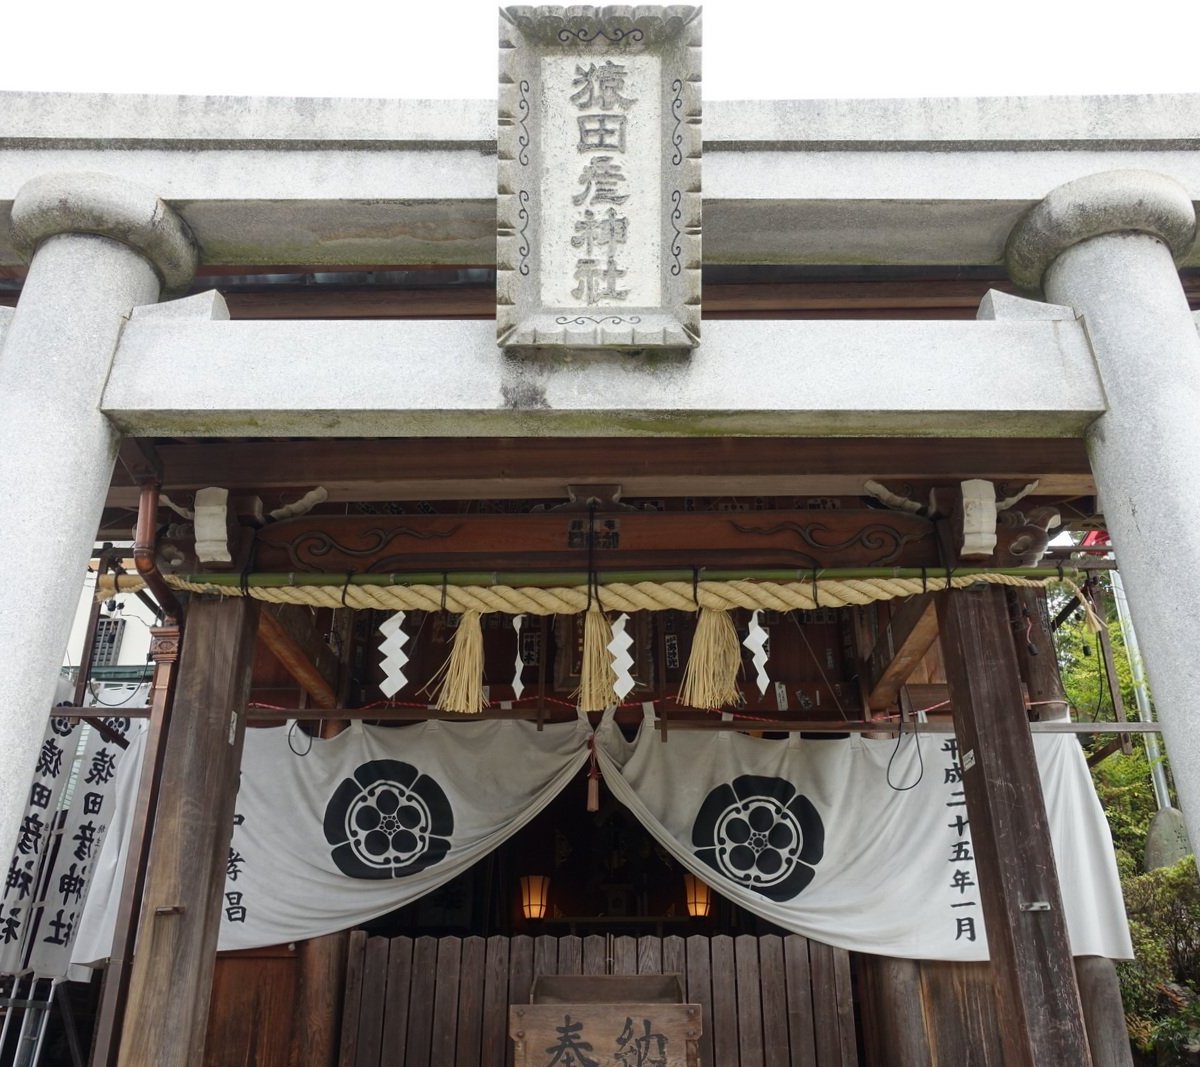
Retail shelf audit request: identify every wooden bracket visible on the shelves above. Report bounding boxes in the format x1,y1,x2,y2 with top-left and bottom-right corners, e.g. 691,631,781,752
257,607,338,710
864,596,939,712
116,438,164,485
550,484,636,512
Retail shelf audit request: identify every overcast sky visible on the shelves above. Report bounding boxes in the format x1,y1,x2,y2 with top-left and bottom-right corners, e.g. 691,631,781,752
3,0,1196,101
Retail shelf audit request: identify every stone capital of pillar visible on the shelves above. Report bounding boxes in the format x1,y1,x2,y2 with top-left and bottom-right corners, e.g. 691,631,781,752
1006,169,1197,292
11,171,197,293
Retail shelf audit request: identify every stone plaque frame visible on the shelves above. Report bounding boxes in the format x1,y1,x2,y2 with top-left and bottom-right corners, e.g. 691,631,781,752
498,5,701,354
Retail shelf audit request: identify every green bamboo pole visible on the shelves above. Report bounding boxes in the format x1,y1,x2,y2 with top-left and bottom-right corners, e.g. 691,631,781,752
170,565,1093,590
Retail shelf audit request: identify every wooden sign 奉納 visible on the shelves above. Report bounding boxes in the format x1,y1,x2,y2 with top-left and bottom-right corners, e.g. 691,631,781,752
511,1002,700,1067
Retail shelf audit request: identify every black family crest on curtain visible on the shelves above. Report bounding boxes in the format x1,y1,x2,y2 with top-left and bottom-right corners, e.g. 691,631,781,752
323,760,454,880
692,775,824,901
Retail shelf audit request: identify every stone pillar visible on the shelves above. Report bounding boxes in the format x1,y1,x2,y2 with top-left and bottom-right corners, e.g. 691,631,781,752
0,173,195,864
1008,170,1200,852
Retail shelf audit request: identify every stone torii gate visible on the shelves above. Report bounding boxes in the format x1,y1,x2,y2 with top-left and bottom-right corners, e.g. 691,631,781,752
0,62,1197,1066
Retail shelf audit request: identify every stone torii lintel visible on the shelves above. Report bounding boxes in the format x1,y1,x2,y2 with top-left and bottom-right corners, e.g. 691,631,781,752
98,313,1106,438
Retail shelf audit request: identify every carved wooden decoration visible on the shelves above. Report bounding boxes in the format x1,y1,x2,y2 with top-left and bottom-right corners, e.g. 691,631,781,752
866,477,1058,567
251,510,940,573
959,478,998,560
999,506,1062,567
498,5,701,354
193,486,232,566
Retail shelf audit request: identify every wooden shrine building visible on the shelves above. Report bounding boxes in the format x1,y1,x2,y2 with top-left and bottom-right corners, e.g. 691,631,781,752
2,9,1199,1066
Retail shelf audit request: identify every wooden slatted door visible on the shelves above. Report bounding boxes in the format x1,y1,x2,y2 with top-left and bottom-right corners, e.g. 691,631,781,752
338,933,857,1067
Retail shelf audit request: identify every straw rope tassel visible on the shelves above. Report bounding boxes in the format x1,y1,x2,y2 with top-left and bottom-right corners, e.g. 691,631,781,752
679,608,742,709
1062,578,1106,633
430,609,487,714
576,606,616,712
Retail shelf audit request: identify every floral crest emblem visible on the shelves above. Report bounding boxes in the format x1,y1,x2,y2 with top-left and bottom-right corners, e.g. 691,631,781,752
691,775,824,901
323,760,453,880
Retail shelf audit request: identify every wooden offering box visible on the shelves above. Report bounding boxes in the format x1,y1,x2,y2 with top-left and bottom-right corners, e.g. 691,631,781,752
511,974,702,1067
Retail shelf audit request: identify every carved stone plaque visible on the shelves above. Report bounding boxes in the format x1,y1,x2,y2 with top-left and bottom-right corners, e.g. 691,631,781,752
498,6,701,354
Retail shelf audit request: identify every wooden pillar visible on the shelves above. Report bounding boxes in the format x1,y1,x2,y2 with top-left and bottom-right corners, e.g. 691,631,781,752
857,955,934,1065
119,596,258,1067
937,587,1091,1067
1007,588,1068,722
1076,957,1135,1067
288,933,349,1067
283,605,351,1067
91,622,181,1067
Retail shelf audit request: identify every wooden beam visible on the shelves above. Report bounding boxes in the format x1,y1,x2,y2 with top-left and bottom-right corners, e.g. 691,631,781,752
257,606,337,709
1086,738,1124,768
224,286,493,319
84,275,1200,320
115,438,164,485
937,587,1090,1067
52,701,1165,733
1084,584,1134,756
102,437,1096,510
119,597,259,1067
865,595,939,711
249,509,941,573
1051,598,1081,633
903,683,1025,715
22,277,1008,323
7,272,1198,318
209,279,1020,320
1008,588,1072,723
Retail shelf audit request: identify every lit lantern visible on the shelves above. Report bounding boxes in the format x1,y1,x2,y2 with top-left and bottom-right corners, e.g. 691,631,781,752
683,873,712,918
520,875,550,920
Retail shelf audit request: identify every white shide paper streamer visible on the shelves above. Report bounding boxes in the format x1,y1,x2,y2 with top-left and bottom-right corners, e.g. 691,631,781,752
744,609,771,695
511,614,526,701
607,613,636,701
378,611,410,698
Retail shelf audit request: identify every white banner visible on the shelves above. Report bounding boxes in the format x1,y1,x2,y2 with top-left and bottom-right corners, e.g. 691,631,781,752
595,708,1133,961
75,708,1131,964
1,683,144,978
76,716,591,958
0,712,80,976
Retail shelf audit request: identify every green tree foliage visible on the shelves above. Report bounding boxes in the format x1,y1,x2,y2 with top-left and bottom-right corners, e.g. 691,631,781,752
1056,586,1157,863
1056,582,1200,1060
1119,858,1200,1061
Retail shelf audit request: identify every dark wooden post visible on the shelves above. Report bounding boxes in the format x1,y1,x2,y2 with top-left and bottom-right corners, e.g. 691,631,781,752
118,596,258,1067
90,622,181,1067
284,605,351,1067
1007,588,1069,722
857,955,934,1065
288,933,349,1067
937,586,1091,1067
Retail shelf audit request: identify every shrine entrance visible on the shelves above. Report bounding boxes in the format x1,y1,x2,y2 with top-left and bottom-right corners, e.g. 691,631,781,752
200,764,862,1067
56,476,1128,1067
334,930,857,1067
325,765,859,1066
